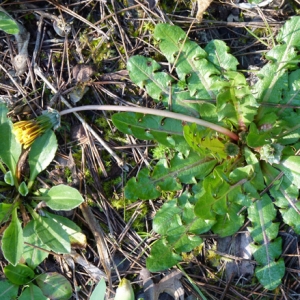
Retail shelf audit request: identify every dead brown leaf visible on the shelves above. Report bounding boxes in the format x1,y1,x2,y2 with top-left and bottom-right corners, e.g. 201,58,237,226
196,0,213,21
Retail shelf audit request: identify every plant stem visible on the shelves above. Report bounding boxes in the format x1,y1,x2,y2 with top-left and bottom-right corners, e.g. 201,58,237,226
0,160,7,174
0,187,11,192
59,105,239,141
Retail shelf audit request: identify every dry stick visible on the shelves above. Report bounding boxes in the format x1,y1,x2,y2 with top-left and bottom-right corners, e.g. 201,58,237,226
33,65,126,168
0,63,27,97
80,202,112,294
59,105,239,141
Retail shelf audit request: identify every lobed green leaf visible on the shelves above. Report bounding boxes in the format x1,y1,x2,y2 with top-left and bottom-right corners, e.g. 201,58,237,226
247,195,279,243
212,203,245,237
154,23,219,100
125,153,217,200
255,259,285,291
277,156,300,188
146,239,182,272
254,17,300,121
250,237,282,265
112,112,188,153
127,55,171,97
205,40,238,72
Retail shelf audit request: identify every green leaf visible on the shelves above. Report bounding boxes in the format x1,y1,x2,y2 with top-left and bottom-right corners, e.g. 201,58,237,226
154,199,215,236
247,194,284,290
0,203,13,223
23,221,50,269
152,200,182,235
4,264,35,285
197,189,228,219
183,123,227,159
38,184,84,211
153,199,211,254
28,130,57,189
250,237,282,265
276,156,300,188
255,259,285,291
229,165,254,183
172,234,202,253
276,16,300,48
212,203,244,237
154,23,219,99
182,201,216,234
2,208,23,266
267,164,300,231
45,212,87,248
0,280,18,300
4,171,14,186
146,239,182,272
19,284,48,300
125,168,161,200
90,278,106,300
280,203,300,234
254,17,300,120
246,122,270,147
36,273,72,300
262,162,300,233
18,181,28,196
127,55,203,116
195,170,237,219
0,121,22,180
205,40,238,72
244,147,265,191
0,11,19,34
214,71,258,128
127,55,172,102
31,210,71,254
112,112,188,153
247,194,279,243
125,153,217,200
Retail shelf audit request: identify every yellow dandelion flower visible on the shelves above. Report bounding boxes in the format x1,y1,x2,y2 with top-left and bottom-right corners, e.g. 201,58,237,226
13,108,60,149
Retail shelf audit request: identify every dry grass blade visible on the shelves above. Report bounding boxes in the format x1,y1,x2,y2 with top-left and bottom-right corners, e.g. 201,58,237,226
46,0,109,39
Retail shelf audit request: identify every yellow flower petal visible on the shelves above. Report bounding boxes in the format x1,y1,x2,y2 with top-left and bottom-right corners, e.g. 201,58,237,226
12,109,61,149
